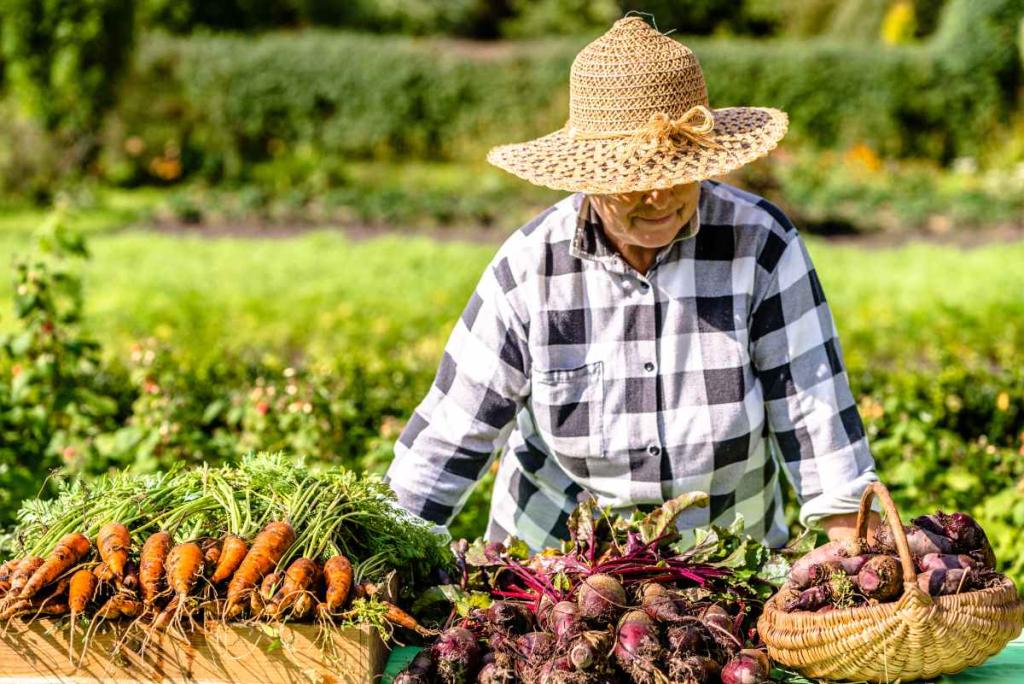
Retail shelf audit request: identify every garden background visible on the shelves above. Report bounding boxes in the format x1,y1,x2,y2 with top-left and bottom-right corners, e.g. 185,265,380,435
0,0,1022,588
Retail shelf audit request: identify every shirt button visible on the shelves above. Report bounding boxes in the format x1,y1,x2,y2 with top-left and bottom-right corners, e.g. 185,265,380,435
639,281,650,292
647,444,661,457
643,362,656,373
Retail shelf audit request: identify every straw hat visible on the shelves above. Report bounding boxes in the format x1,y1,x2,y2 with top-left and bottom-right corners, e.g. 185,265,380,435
486,16,789,194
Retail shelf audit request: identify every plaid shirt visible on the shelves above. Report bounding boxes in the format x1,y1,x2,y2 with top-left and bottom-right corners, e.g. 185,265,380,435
386,180,877,551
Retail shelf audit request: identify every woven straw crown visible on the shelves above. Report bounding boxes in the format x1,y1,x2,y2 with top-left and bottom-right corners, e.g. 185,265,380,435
486,16,789,194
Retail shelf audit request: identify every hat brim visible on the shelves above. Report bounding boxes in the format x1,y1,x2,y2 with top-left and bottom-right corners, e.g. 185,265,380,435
486,107,788,194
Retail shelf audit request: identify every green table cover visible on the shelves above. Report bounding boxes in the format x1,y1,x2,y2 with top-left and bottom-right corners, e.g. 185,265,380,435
381,636,1024,683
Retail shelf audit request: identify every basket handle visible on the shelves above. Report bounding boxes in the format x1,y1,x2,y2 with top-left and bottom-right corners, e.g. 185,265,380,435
855,482,918,584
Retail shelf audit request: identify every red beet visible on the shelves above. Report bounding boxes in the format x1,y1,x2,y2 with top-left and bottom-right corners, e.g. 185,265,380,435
784,585,832,612
666,623,706,654
856,555,903,601
876,525,952,557
395,650,435,684
918,568,973,596
668,654,720,683
487,601,531,634
567,630,613,672
548,600,582,641
640,582,686,623
918,553,978,573
721,650,770,684
839,554,875,575
515,631,556,661
476,662,514,684
431,627,482,684
788,540,858,588
577,574,626,624
613,610,665,684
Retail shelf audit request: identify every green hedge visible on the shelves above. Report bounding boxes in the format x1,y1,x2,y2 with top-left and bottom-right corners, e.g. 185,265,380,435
98,0,1022,187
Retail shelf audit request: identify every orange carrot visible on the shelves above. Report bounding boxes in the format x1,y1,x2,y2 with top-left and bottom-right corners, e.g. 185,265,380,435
139,531,171,605
0,560,15,584
93,561,115,583
97,523,131,579
96,595,143,619
211,534,248,584
119,560,140,593
9,557,44,596
322,555,353,612
382,601,433,636
251,572,281,614
201,537,222,575
68,569,98,615
20,534,91,600
166,542,204,600
151,596,179,630
0,598,70,620
265,558,319,618
226,522,295,611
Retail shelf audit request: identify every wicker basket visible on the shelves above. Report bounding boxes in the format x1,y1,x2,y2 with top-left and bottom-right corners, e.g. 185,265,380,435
758,482,1024,683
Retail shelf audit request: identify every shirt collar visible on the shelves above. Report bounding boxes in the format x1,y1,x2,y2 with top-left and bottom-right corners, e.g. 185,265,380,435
569,189,703,270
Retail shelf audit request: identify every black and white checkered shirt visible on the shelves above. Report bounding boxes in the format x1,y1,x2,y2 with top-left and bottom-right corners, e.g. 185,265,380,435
386,180,877,551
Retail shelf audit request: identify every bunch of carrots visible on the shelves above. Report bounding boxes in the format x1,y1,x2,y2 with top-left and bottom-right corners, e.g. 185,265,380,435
0,519,429,638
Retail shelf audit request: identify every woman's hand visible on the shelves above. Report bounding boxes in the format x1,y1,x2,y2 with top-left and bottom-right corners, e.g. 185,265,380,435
821,511,881,543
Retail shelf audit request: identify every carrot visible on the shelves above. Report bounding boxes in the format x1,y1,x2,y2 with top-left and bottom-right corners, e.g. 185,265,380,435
211,534,248,584
20,534,91,600
8,557,44,596
226,521,295,612
201,537,222,575
0,560,15,584
139,531,171,605
265,558,319,618
119,560,140,593
97,523,131,579
251,572,281,614
322,555,353,612
96,595,143,619
93,561,115,583
166,542,204,600
151,597,179,630
69,569,98,615
0,598,70,620
382,600,434,636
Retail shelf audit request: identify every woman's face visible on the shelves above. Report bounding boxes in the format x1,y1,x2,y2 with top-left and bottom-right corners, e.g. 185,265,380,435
590,182,701,250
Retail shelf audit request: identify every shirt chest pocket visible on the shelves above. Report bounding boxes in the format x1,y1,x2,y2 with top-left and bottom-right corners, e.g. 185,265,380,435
529,361,605,459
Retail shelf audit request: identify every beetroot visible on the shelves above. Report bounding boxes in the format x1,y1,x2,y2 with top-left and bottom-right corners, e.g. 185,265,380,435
640,582,686,623
476,662,514,684
876,525,952,557
567,630,613,672
395,649,436,684
487,601,531,635
856,555,903,601
784,585,831,612
431,627,482,684
839,554,875,576
668,654,720,683
918,568,973,596
613,610,665,684
515,631,556,661
548,601,582,641
577,574,626,624
918,553,978,573
666,623,706,654
788,540,859,588
721,650,770,684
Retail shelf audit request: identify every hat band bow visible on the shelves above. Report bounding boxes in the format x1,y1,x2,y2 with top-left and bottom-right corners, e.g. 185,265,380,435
567,105,725,161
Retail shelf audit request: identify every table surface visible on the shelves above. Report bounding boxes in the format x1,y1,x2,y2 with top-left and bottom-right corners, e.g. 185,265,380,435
382,636,1024,683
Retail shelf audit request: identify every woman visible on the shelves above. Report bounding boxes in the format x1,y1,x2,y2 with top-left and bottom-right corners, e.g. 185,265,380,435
386,17,877,551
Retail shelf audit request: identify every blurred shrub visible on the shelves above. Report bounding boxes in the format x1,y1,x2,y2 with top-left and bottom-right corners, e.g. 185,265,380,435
0,0,135,167
98,0,1022,188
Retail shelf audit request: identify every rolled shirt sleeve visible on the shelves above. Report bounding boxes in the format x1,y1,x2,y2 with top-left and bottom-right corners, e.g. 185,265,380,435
749,228,877,528
385,253,531,527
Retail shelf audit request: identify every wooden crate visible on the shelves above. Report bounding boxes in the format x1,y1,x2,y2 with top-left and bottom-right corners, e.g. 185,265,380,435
0,618,387,684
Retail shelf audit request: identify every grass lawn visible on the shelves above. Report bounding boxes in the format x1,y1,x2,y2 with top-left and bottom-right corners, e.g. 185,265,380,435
0,200,1022,372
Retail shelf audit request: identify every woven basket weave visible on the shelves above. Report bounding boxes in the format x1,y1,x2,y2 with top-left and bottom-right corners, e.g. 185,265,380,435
758,482,1024,683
